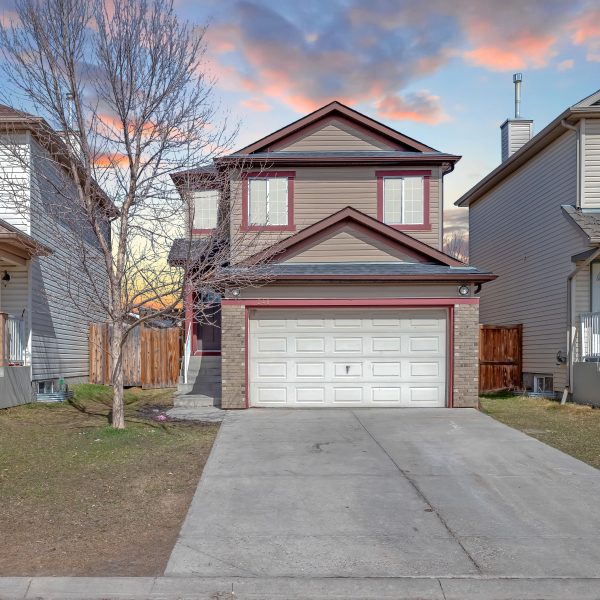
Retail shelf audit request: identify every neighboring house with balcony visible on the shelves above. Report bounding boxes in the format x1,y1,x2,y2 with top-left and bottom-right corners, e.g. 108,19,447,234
456,88,600,405
170,101,495,410
0,104,109,407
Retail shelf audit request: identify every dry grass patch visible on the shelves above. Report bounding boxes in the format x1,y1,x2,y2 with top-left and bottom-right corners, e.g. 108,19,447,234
0,385,218,576
481,394,600,468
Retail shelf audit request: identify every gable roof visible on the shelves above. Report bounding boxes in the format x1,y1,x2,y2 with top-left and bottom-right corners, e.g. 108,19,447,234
0,104,117,218
240,206,466,268
234,101,439,155
562,205,600,243
0,217,52,263
456,89,600,208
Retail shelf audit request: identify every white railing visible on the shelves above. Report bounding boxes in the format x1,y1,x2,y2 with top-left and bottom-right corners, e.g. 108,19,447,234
3,315,26,365
579,312,600,361
183,322,192,384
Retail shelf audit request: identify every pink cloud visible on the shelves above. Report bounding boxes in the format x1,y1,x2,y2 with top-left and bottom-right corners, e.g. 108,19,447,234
557,59,574,71
376,92,450,125
570,8,600,61
240,98,271,112
462,18,557,70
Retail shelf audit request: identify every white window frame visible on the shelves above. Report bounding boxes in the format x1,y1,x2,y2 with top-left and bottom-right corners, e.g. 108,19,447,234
248,176,288,227
533,374,554,395
192,189,219,231
383,176,425,225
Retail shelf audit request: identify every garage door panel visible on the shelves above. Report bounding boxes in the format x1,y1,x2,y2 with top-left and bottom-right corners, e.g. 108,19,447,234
257,337,287,353
372,362,401,377
296,363,325,378
257,362,287,378
296,337,325,353
250,309,447,408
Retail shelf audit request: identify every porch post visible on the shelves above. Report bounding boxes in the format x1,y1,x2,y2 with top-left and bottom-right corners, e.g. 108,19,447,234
0,312,7,366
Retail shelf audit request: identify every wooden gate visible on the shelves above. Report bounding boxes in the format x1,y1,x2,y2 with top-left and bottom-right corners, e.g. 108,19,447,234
89,323,180,388
479,324,522,393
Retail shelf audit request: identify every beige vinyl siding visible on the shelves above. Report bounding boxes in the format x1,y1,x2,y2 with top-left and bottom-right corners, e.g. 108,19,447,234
574,264,591,315
583,119,600,209
239,282,464,300
29,140,108,382
573,264,591,361
277,118,394,152
283,225,417,263
469,129,587,391
231,165,441,260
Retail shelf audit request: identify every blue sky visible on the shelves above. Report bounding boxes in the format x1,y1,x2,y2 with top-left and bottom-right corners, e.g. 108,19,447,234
2,0,600,231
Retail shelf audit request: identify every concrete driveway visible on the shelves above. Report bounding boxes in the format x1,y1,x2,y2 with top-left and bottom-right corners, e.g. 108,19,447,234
166,408,600,579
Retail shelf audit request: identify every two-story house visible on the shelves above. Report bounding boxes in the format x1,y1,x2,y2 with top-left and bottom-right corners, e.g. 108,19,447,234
171,102,495,409
0,104,109,407
456,88,600,405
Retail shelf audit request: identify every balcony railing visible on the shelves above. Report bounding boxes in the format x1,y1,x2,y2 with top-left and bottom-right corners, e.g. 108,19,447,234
0,312,26,366
579,312,600,362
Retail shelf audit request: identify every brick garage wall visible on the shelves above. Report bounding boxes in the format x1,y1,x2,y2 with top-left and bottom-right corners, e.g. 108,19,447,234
453,303,480,407
221,303,246,409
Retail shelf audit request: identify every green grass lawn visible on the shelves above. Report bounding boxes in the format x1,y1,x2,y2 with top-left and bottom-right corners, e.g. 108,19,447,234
0,385,218,576
480,394,600,469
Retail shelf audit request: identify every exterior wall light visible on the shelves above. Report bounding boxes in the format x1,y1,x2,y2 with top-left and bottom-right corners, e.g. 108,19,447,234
458,285,470,297
230,288,241,298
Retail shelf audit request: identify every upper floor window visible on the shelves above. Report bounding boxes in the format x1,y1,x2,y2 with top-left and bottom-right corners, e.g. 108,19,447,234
376,170,430,231
192,189,219,231
242,171,295,231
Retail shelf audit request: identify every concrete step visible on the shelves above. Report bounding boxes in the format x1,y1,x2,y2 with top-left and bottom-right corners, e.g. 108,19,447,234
177,383,222,395
174,394,221,408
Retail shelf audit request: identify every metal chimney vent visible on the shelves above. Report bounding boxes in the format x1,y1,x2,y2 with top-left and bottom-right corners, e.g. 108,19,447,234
513,73,522,118
500,73,533,162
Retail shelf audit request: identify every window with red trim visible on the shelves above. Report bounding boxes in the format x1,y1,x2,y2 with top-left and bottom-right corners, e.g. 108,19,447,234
376,170,431,231
242,171,295,231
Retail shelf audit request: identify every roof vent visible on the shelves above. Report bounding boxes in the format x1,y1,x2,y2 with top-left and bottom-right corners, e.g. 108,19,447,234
500,73,533,162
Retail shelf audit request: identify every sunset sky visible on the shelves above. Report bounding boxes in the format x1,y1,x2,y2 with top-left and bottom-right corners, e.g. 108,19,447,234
175,0,600,232
2,0,600,232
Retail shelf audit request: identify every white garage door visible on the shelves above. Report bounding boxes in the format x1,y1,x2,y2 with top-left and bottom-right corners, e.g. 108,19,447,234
249,308,447,407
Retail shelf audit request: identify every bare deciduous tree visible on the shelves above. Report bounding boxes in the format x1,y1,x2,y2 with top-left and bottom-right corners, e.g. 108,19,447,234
443,231,469,262
0,0,271,428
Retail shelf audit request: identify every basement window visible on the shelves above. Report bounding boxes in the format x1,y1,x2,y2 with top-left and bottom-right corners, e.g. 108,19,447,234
532,375,553,395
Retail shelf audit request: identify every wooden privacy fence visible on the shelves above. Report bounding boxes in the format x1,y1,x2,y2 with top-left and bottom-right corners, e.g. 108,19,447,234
479,324,523,393
89,323,180,388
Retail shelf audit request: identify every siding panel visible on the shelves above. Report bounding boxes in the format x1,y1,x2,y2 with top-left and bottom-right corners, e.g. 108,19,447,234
283,226,418,263
28,140,108,382
277,118,394,152
583,119,600,209
232,165,442,260
469,129,586,392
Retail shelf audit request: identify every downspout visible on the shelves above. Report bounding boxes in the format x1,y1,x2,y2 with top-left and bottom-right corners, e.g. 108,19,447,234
560,119,586,404
561,119,581,208
441,161,456,250
564,247,600,403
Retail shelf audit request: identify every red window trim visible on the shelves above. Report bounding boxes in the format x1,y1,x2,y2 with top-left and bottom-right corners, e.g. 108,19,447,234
376,170,431,231
241,171,296,232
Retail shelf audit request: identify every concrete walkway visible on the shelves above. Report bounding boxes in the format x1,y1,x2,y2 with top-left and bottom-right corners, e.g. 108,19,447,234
167,408,600,580
3,575,600,599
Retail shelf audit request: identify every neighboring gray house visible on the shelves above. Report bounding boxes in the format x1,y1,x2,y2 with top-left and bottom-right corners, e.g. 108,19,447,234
0,105,108,407
456,88,600,404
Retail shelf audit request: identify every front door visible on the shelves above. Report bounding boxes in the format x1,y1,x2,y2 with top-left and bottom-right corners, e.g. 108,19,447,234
196,303,221,354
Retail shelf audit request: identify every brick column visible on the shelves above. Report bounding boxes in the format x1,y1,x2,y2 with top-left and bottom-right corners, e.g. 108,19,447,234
221,303,246,409
453,303,480,408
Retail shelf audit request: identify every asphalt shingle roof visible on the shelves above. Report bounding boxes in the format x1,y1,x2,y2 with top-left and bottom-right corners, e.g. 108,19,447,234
562,205,600,243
